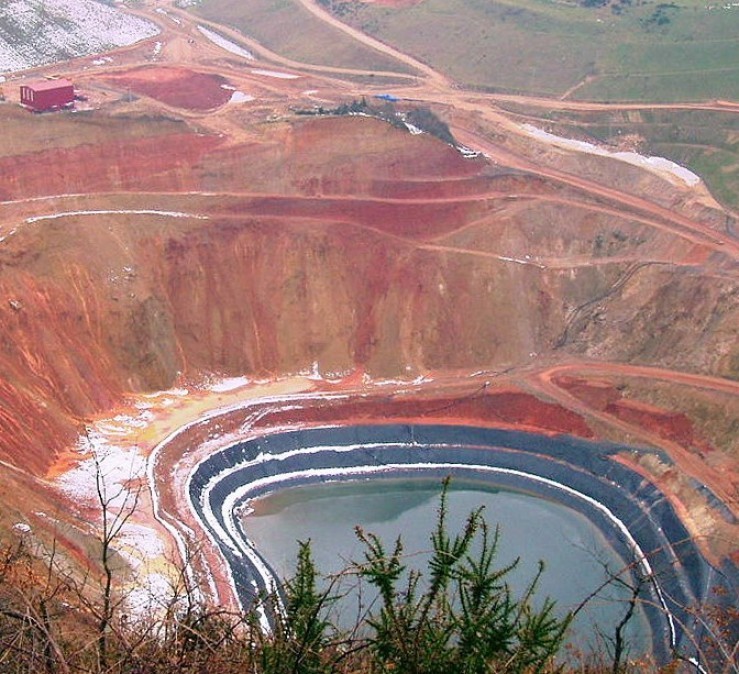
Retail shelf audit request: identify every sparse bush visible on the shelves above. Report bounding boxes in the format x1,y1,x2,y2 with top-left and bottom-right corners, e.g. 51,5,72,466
405,107,456,145
256,540,335,674
354,478,569,674
0,478,734,674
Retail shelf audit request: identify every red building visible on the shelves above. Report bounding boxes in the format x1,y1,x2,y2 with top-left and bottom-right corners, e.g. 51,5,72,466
20,79,75,112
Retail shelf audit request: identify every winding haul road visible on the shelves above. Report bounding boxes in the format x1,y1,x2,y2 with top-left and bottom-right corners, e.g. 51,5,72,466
4,0,736,667
23,0,736,260
5,0,735,501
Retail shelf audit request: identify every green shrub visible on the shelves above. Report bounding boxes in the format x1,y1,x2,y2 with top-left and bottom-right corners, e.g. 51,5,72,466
352,478,570,674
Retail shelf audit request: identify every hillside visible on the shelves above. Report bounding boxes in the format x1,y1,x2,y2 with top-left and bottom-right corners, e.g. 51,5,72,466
0,0,736,670
0,0,158,73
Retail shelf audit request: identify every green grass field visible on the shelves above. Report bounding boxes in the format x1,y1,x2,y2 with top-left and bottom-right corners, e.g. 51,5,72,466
496,102,739,209
193,0,414,75
329,0,739,101
193,0,738,200
195,0,739,100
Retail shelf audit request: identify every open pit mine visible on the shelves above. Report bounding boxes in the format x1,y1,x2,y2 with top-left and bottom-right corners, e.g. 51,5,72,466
0,0,737,669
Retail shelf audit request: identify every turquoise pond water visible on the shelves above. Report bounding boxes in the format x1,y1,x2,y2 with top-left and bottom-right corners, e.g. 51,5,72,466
241,478,652,653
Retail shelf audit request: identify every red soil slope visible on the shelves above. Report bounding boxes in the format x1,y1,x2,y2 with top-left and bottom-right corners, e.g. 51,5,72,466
104,66,234,111
0,109,736,478
555,374,717,454
251,389,594,438
0,133,223,200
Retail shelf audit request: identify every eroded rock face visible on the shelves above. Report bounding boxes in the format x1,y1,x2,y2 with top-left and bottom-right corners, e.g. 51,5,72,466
0,111,736,473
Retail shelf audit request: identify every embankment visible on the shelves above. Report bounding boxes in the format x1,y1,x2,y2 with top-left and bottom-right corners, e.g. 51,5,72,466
186,423,737,666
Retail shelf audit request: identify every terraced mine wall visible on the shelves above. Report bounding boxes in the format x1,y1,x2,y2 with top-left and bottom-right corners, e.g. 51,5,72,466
2,112,738,476
188,424,737,666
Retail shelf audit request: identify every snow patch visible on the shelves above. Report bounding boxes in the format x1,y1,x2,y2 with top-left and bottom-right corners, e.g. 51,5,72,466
26,210,209,224
497,254,546,269
251,68,299,80
0,228,17,244
155,7,182,25
210,376,251,393
229,91,254,104
198,25,254,60
0,0,159,74
307,361,322,380
520,124,701,187
118,523,166,564
57,433,145,513
125,572,174,617
53,407,179,618
457,144,482,159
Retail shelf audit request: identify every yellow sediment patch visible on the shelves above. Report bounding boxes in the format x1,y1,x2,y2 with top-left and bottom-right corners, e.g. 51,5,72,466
47,376,318,479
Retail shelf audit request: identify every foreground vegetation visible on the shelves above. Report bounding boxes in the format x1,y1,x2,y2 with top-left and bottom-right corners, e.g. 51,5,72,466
0,484,564,673
1,480,736,674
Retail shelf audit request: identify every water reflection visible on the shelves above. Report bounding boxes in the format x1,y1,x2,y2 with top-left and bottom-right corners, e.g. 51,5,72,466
243,478,651,654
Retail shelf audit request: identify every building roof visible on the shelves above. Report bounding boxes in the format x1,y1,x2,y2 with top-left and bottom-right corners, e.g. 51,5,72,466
24,78,74,92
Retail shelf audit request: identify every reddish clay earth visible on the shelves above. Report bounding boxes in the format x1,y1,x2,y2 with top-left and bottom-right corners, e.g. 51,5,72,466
104,66,233,111
0,0,736,607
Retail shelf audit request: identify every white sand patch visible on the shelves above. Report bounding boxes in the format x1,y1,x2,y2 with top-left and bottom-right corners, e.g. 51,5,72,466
210,376,252,393
13,522,31,534
251,68,299,79
520,124,701,187
229,91,254,103
197,25,254,60
0,228,17,244
26,210,209,224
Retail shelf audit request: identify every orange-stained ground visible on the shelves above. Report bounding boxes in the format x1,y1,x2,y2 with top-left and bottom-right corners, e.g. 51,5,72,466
0,0,735,610
104,66,234,111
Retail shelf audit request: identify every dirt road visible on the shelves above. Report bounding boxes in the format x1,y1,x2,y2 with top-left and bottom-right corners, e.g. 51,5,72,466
3,0,736,595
